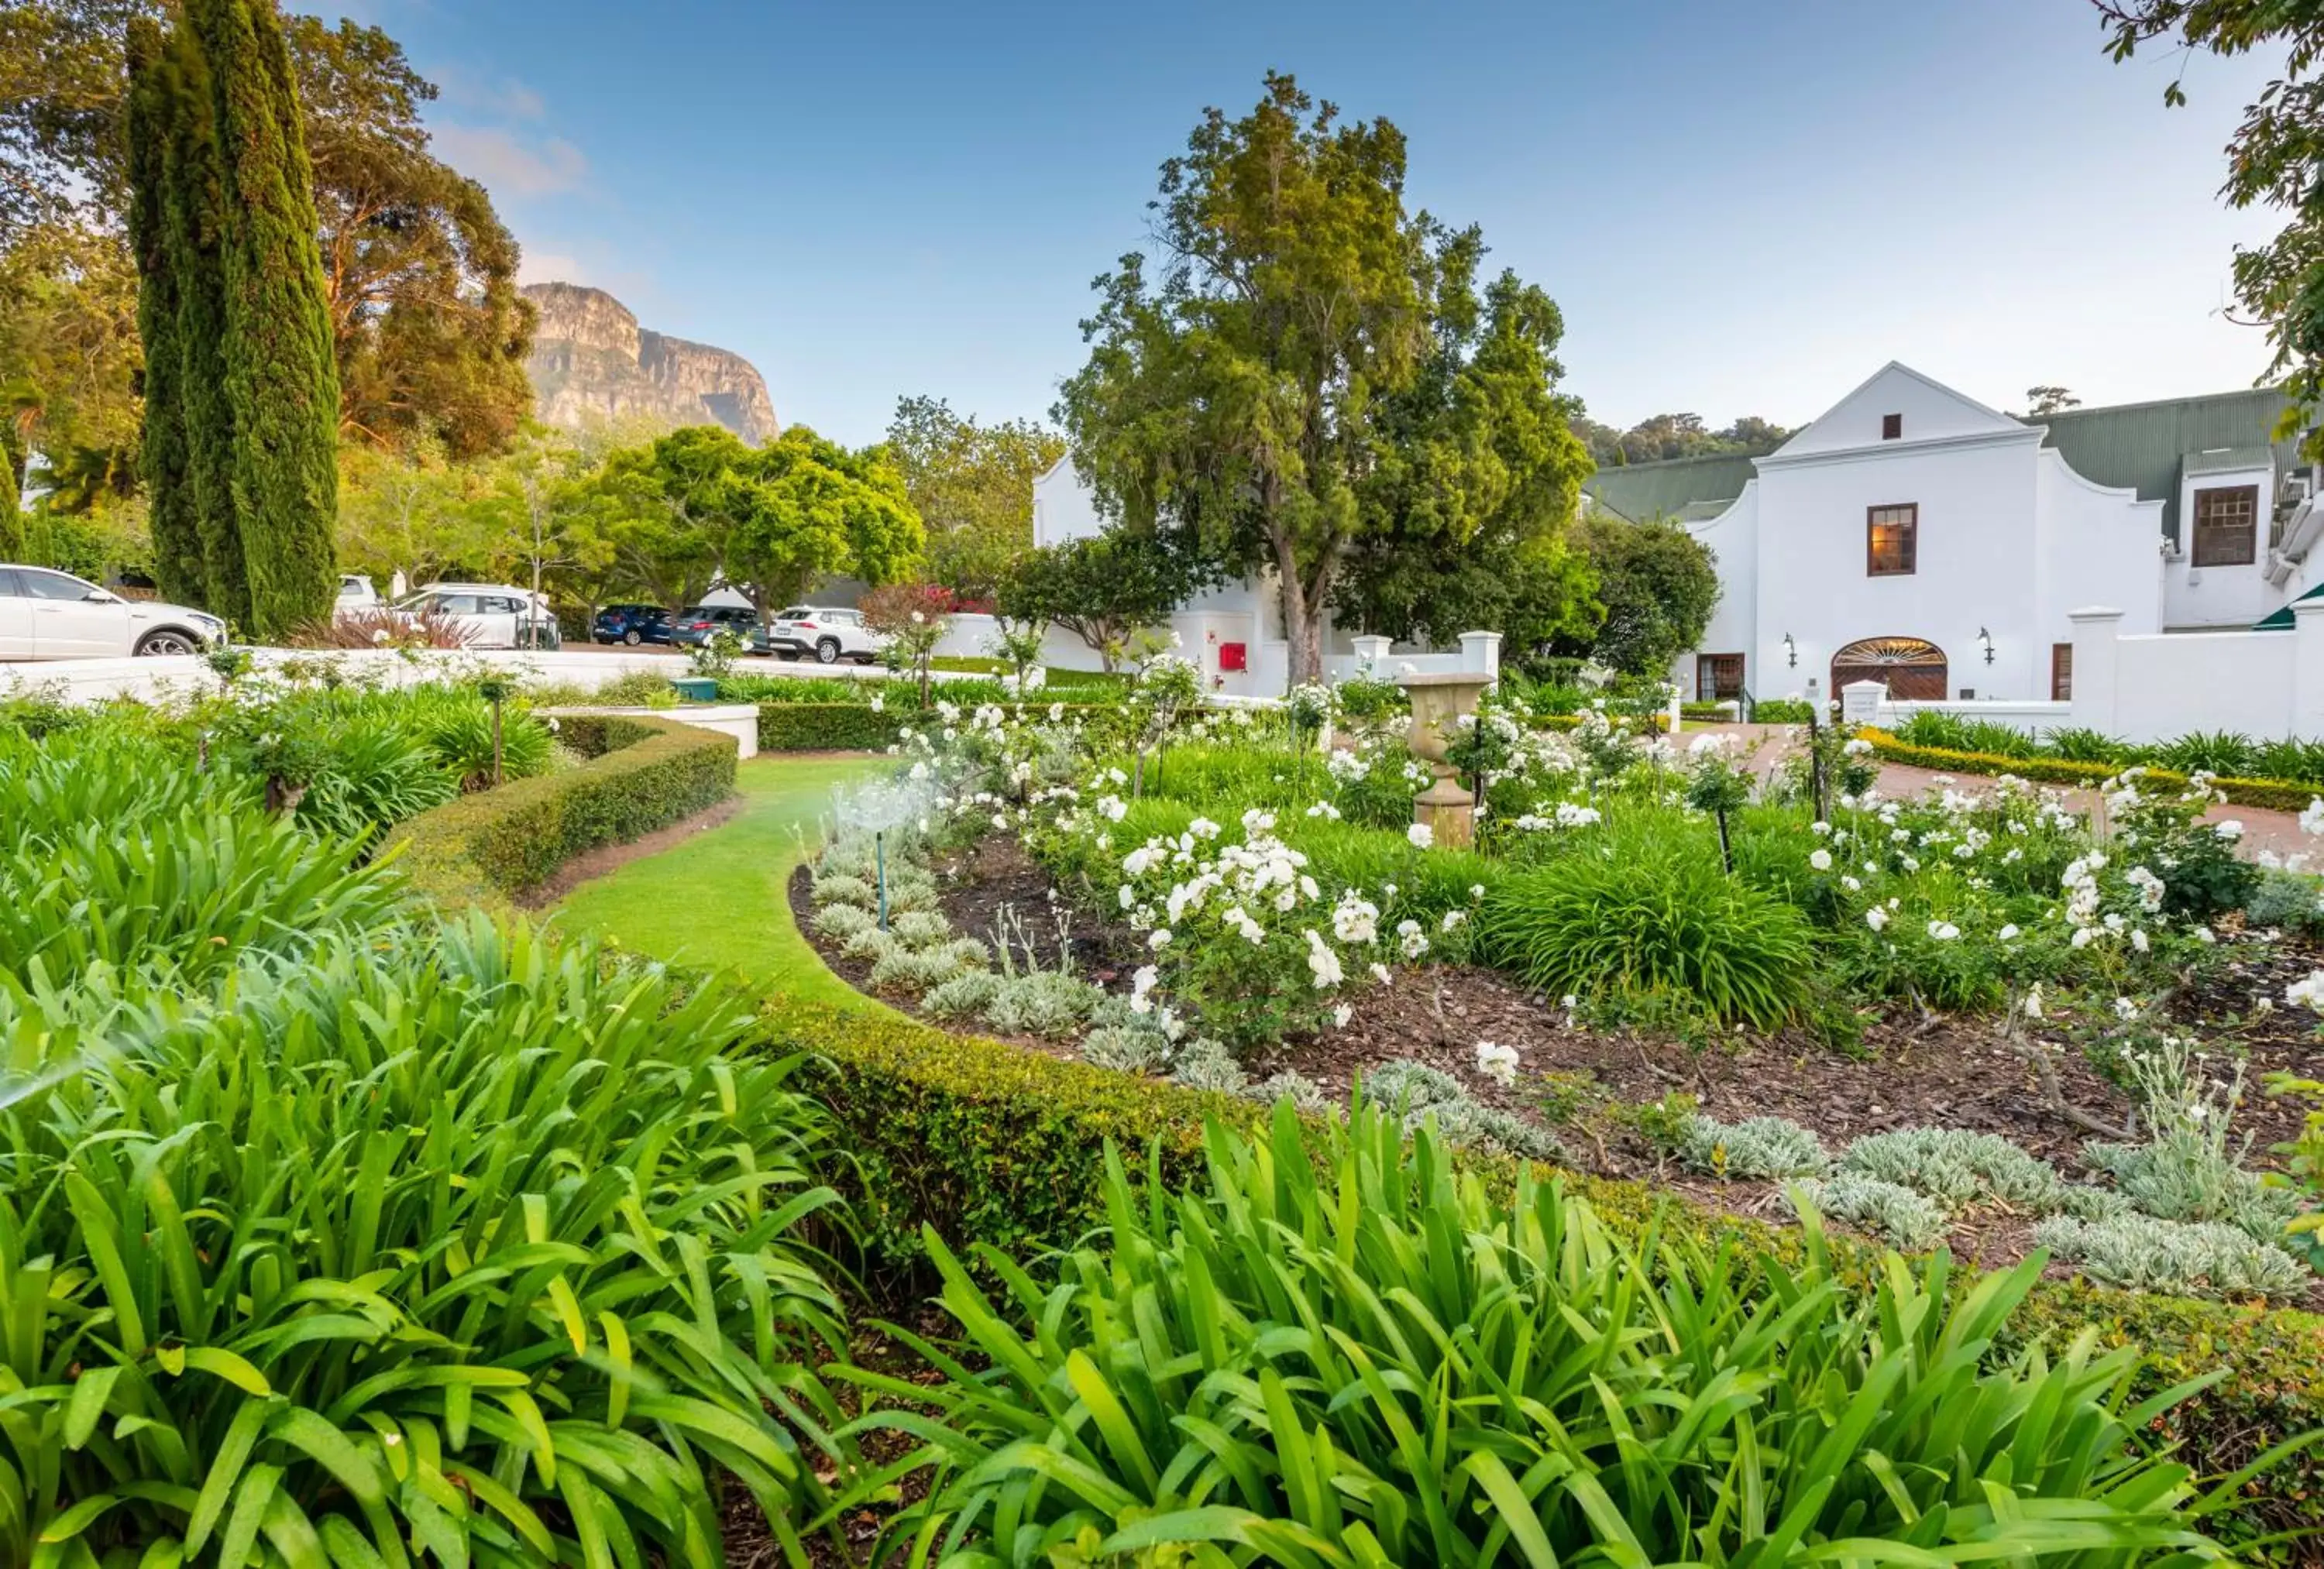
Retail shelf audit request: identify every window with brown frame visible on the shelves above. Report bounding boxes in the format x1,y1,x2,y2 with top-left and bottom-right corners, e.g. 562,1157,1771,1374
1882,413,1903,440
1866,503,1917,576
2191,485,2258,567
2051,642,2072,701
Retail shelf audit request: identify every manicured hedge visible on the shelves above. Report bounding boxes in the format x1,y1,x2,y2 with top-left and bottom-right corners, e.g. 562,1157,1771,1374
385,712,737,908
755,700,1133,753
1858,728,2324,812
770,994,2324,1543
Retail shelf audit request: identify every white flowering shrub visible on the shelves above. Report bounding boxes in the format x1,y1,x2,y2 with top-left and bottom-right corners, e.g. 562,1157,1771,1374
1100,811,1370,1049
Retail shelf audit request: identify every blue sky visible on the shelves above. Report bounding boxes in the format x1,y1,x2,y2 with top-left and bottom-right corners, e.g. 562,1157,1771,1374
347,0,2287,447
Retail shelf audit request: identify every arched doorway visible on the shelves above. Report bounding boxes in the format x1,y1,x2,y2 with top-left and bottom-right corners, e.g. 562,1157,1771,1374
1831,637,1948,701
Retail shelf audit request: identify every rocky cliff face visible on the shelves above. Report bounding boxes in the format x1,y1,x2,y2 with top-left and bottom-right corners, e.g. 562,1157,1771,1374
522,282,777,444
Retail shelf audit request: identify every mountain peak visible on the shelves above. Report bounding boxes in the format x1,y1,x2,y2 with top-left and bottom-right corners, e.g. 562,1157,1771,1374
521,282,776,444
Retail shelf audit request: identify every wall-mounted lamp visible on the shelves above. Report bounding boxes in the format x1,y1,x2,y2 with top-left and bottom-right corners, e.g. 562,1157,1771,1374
1782,632,1797,668
1977,626,1995,665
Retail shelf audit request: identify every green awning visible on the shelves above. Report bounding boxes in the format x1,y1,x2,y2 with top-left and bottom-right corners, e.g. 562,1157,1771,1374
2254,582,2324,630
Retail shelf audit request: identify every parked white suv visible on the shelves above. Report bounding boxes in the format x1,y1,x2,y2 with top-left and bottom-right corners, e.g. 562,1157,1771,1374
0,565,224,659
755,605,887,664
336,573,380,613
393,583,561,650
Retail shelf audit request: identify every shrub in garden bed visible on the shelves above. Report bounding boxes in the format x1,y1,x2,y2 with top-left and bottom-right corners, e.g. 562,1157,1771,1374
1861,727,2324,811
6,915,864,1567
850,1102,2267,1563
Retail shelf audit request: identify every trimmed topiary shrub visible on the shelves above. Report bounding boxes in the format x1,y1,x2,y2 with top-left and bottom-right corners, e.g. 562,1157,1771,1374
383,714,736,908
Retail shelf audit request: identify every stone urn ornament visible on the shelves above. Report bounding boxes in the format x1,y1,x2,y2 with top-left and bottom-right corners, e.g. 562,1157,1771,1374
1396,671,1493,849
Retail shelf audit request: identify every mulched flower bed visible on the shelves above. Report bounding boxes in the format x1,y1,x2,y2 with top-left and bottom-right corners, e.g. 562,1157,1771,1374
797,829,2324,1289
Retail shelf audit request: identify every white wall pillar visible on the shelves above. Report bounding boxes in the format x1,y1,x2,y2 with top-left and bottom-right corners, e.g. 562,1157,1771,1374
1458,630,1502,682
2290,599,2324,739
1349,634,1391,675
2066,606,2124,738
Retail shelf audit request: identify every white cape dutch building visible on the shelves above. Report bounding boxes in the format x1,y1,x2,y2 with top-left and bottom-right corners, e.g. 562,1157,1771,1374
1583,362,2323,735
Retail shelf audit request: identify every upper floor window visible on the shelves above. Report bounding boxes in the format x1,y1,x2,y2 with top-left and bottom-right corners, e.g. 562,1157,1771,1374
1866,503,1917,576
1881,413,1903,440
2191,484,2258,567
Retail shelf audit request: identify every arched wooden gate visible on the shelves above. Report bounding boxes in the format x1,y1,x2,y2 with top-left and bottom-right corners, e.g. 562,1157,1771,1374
1831,637,1948,701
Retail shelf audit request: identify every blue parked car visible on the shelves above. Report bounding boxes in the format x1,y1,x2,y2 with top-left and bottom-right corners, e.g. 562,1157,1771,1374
592,603,672,645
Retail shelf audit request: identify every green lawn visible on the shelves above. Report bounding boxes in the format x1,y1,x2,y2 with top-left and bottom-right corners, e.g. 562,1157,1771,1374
549,752,894,1013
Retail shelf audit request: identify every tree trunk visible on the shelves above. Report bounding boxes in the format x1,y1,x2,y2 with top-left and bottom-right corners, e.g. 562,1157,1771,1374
1274,540,1318,688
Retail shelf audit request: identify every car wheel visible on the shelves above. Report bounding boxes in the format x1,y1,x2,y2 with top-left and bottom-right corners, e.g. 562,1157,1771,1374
816,637,841,664
134,628,201,657
623,629,641,645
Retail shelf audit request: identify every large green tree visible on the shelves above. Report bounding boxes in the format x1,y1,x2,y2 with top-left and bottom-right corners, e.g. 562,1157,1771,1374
185,0,339,637
2096,2,2324,446
1559,515,1720,677
1059,73,1454,686
287,16,534,459
885,394,1063,599
122,15,200,600
996,528,1222,671
5,2,535,476
1334,261,1598,656
723,424,923,620
1568,411,1793,469
591,424,754,614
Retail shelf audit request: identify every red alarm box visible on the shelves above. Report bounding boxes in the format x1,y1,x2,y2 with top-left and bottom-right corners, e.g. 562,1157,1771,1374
1218,641,1247,672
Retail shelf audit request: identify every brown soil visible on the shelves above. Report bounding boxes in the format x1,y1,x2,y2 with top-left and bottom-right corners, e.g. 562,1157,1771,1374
794,829,2324,1293
516,794,744,908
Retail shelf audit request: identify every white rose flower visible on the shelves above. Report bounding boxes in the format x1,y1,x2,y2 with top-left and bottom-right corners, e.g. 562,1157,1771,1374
1808,849,1832,872
1406,822,1434,850
1474,1039,1519,1087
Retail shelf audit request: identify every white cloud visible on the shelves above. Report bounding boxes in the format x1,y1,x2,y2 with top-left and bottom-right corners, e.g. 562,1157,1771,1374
432,66,547,122
431,124,588,197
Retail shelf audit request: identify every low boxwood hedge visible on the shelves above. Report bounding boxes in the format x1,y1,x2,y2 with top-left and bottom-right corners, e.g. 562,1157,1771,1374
385,712,737,907
1858,729,2324,812
770,994,2324,1543
755,700,1136,753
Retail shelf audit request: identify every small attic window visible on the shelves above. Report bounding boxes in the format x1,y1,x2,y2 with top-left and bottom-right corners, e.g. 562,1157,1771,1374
1882,413,1903,441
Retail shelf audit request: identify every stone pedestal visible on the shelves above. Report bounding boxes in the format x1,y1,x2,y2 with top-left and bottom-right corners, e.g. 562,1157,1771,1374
1397,671,1493,849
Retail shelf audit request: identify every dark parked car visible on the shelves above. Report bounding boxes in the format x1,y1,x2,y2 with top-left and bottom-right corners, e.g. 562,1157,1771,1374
592,603,672,645
668,603,760,648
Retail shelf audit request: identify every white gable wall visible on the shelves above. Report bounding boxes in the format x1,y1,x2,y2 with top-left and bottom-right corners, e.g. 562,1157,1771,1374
1753,432,2044,700
2034,451,2165,642
1771,362,2023,458
2163,462,2276,629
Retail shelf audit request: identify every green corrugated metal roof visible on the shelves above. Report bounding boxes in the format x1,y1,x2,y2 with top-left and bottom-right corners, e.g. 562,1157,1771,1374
1578,388,2299,539
2184,445,2278,476
1580,453,1753,523
2030,390,2297,544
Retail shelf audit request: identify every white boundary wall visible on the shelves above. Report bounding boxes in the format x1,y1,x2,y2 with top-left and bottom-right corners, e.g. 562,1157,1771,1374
2068,603,2324,743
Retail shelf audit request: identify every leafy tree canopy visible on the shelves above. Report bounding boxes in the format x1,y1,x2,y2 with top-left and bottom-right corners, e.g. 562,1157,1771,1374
1335,262,1598,655
996,527,1222,670
1,0,534,472
2097,2,2324,448
1569,410,1793,468
885,394,1062,600
1556,515,1721,676
723,424,923,615
1059,71,1455,685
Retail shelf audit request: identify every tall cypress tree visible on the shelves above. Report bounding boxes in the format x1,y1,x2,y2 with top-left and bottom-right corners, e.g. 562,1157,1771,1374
187,0,339,639
124,19,206,607
161,27,250,628
0,437,21,562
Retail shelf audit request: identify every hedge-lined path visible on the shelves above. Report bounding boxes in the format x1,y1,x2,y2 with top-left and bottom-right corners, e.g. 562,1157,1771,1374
1707,722,2320,865
549,750,895,1011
